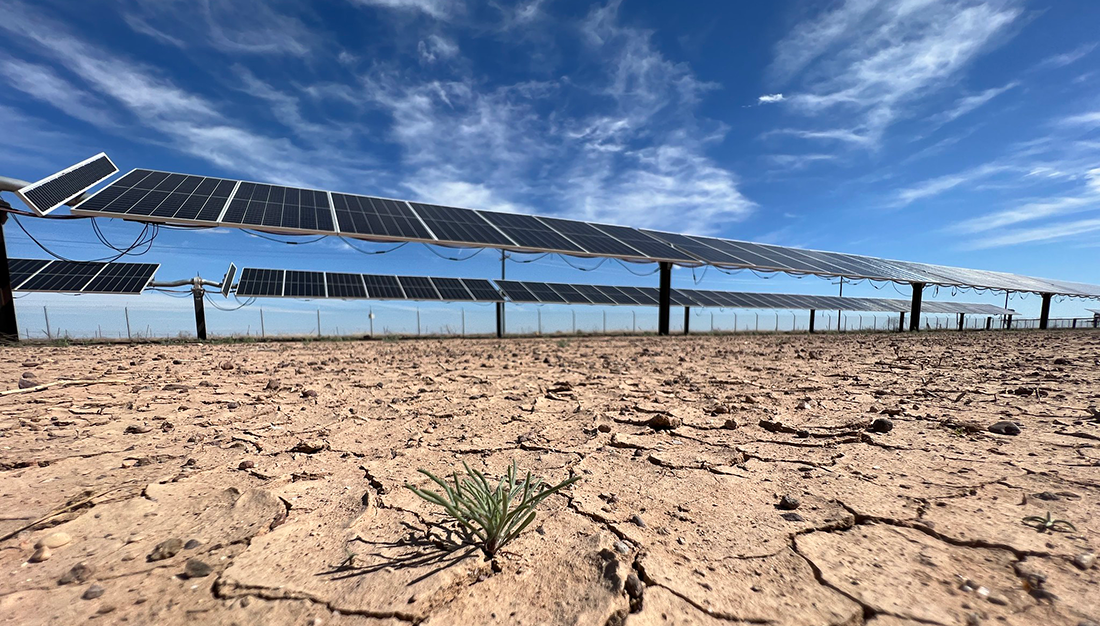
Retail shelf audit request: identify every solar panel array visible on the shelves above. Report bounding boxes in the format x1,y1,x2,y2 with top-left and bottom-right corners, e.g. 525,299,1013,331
7,258,158,294
71,167,1100,298
17,153,119,216
494,281,1015,315
234,268,503,302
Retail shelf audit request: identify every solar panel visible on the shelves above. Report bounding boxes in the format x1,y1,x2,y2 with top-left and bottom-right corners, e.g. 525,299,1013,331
477,212,585,253
430,277,474,301
221,182,334,232
522,281,568,303
680,290,723,307
325,272,367,299
17,153,119,216
408,202,514,247
596,285,643,305
588,224,697,263
75,169,236,223
534,217,649,258
82,262,158,294
545,283,591,304
284,270,326,298
7,258,51,289
618,286,659,305
573,284,618,305
641,230,740,265
332,194,432,240
397,276,441,300
362,275,405,299
460,278,502,302
495,280,540,303
235,268,284,297
221,263,237,298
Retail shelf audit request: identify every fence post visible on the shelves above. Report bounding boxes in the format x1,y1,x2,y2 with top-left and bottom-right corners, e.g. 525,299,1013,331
537,309,542,335
369,308,374,337
603,310,607,334
43,306,50,340
461,308,465,336
125,307,132,341
417,308,421,336
317,309,321,337
632,311,636,334
755,312,759,332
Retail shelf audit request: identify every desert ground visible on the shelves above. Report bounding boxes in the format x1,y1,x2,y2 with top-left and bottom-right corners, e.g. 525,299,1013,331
0,330,1098,626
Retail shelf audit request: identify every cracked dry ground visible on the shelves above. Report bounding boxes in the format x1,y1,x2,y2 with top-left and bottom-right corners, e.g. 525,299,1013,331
1,332,1098,626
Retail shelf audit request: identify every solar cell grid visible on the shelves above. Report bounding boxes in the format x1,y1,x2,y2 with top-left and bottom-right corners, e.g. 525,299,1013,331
522,282,568,303
588,225,696,263
573,284,618,305
619,286,658,305
7,259,51,289
460,279,502,302
235,268,284,297
398,276,440,300
534,217,647,258
494,281,540,303
221,182,334,233
332,194,431,240
362,275,404,299
284,270,326,298
478,212,585,253
545,283,591,304
82,262,158,294
430,277,474,301
642,231,740,265
18,154,118,216
18,261,105,293
325,273,367,299
409,203,514,246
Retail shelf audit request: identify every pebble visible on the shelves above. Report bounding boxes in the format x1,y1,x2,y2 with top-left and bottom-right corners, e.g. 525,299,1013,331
239,460,255,470
630,514,647,528
82,584,105,600
613,541,631,555
227,401,240,410
125,424,153,434
239,597,251,608
645,414,681,430
21,371,36,379
265,378,280,390
986,592,1008,606
35,532,71,549
1073,552,1095,570
625,573,644,599
18,378,37,389
301,389,318,398
722,418,738,430
184,539,202,550
96,605,116,615
220,361,234,370
597,424,611,433
988,421,1021,436
184,558,213,578
778,495,801,510
59,562,96,585
148,538,184,561
780,512,805,522
290,440,327,454
869,418,894,433
29,546,51,562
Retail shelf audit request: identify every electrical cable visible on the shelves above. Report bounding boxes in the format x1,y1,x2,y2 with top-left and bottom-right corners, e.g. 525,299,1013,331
244,230,327,244
12,215,158,262
205,292,254,311
614,259,659,276
424,245,485,261
339,238,409,254
559,255,607,272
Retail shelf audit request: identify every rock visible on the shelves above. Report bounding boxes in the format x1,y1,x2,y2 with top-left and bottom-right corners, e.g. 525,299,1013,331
226,401,240,410
18,378,37,389
796,399,812,410
238,460,255,470
988,421,1021,436
625,573,644,599
265,378,280,390
1073,552,1095,570
722,418,739,430
184,558,213,578
21,371,36,379
184,539,202,550
59,562,96,585
96,605,116,615
301,389,318,398
82,584,105,600
1033,491,1060,501
869,418,894,433
290,440,327,454
778,495,801,510
613,541,631,555
125,424,152,434
986,592,1008,606
148,538,184,561
220,361,234,370
35,532,71,549
29,546,51,562
1053,357,1071,366
780,512,805,522
645,414,681,430
630,514,647,528
597,424,611,433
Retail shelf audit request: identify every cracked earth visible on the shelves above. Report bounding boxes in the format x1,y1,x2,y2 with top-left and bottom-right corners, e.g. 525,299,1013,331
1,331,1098,625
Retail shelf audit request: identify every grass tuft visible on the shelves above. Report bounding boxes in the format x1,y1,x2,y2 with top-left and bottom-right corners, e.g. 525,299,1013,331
406,461,579,556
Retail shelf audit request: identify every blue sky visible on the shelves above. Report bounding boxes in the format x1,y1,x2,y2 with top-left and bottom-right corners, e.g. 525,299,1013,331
2,0,1099,337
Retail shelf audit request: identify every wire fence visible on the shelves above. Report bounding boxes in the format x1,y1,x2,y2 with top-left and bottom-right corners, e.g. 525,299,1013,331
16,303,1100,341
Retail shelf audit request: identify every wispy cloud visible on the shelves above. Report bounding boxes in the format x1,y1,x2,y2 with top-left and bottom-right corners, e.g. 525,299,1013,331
757,93,785,104
1033,42,1097,70
349,0,464,20
930,81,1019,126
120,0,318,56
894,163,1015,205
769,0,1022,147
0,58,117,128
968,217,1100,249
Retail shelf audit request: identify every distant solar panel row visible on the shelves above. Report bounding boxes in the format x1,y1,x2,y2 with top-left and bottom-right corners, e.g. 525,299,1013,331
70,168,1100,298
17,153,119,216
234,268,502,302
6,258,158,294
493,281,1015,315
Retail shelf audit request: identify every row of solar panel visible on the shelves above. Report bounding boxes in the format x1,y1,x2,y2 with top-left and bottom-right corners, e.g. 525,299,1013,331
69,168,1100,298
8,258,159,294
233,268,504,301
493,281,1014,315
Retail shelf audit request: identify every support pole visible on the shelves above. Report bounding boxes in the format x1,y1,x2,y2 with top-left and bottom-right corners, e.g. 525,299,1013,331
461,308,465,336
192,283,207,340
1006,314,1012,330
44,306,50,339
125,307,131,341
898,311,905,332
572,310,576,334
809,309,816,333
260,309,265,337
957,313,965,331
1039,293,1052,329
985,316,992,330
657,262,671,335
909,283,925,332
495,250,505,338
837,277,843,332
317,309,321,337
683,306,690,335
0,212,18,343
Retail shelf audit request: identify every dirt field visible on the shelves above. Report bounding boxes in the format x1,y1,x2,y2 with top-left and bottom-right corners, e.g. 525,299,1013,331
0,331,1098,626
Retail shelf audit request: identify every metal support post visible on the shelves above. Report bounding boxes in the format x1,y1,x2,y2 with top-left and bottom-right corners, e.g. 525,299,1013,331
1039,293,1052,329
809,309,816,333
572,310,576,334
898,311,905,332
957,313,964,331
985,316,992,330
603,310,607,334
657,262,671,335
909,283,925,332
125,307,132,341
683,306,690,335
461,309,465,336
0,212,18,343
43,306,50,339
1006,314,1012,330
260,309,265,337
495,250,505,338
192,282,207,340
317,309,321,336
537,309,542,335
417,308,421,336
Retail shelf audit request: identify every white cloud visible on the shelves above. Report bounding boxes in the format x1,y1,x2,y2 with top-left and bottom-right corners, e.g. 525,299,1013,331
349,0,463,20
894,163,1014,205
418,34,460,63
120,0,317,56
969,217,1100,249
766,153,838,170
1033,42,1097,70
770,0,1022,147
930,81,1019,126
757,93,785,104
766,128,872,146
0,58,116,128
1062,110,1100,126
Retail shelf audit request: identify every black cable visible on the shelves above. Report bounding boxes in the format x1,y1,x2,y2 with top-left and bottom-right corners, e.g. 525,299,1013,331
205,292,254,311
559,254,607,272
425,245,485,261
615,259,659,276
244,230,327,244
340,238,409,254
12,215,157,262
505,252,550,264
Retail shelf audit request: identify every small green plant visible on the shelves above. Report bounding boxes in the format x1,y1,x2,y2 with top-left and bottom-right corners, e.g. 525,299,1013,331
1022,511,1076,533
406,461,579,556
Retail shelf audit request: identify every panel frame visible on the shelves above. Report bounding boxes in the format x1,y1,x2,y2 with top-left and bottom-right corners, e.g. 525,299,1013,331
17,153,119,216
